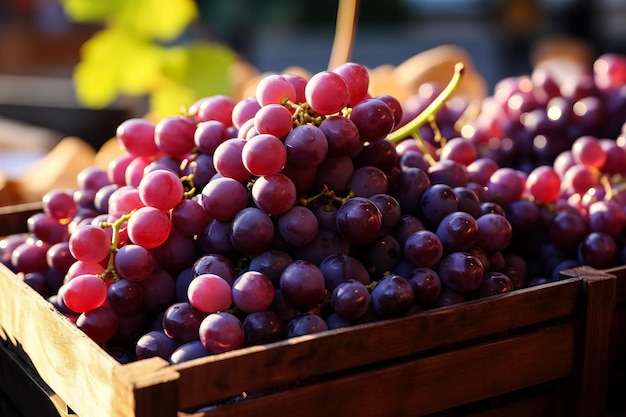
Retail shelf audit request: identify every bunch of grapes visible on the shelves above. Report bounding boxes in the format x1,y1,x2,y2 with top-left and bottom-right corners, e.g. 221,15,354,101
2,54,626,369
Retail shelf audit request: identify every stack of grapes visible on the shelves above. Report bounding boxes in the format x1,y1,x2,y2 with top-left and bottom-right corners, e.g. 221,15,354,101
2,54,626,369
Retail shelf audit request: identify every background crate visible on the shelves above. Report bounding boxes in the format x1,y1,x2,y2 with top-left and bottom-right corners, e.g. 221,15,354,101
0,206,619,417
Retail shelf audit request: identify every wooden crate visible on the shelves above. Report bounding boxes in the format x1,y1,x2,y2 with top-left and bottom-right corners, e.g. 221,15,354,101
0,207,618,417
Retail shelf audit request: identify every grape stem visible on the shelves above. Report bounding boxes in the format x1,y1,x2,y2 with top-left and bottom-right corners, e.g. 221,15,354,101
387,62,465,144
327,0,360,70
98,211,134,282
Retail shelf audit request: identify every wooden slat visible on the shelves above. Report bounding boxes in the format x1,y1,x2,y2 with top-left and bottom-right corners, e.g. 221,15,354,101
0,262,180,417
172,278,583,408
191,324,576,417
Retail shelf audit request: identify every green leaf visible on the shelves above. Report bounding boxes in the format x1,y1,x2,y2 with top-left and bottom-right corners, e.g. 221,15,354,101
60,0,126,22
150,81,198,119
162,43,236,99
72,28,164,108
113,0,198,41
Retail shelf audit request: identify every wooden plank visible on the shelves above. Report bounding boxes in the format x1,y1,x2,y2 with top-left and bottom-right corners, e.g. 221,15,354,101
172,278,582,408
576,270,617,417
0,262,180,417
191,324,576,417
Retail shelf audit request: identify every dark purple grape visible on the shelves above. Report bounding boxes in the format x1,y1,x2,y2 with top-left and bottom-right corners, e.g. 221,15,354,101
135,330,180,360
352,139,398,174
287,313,328,337
548,208,589,250
407,267,442,308
453,186,482,219
475,213,513,254
428,159,468,188
470,271,514,299
349,98,395,142
391,214,426,249
331,279,371,320
293,229,350,265
435,211,479,253
404,230,443,268
230,207,275,255
348,166,388,198
358,234,402,279
279,260,326,311
389,167,431,214
192,253,236,285
577,232,618,269
336,197,382,245
198,220,238,257
420,184,460,226
277,206,319,247
76,306,119,344
438,251,485,293
243,310,286,345
319,115,362,157
370,274,414,318
169,340,212,364
108,279,145,314
162,302,206,343
370,193,402,231
319,253,370,291
248,250,293,287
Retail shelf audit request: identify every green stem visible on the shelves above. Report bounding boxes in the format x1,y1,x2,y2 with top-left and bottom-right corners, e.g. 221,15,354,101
387,62,465,144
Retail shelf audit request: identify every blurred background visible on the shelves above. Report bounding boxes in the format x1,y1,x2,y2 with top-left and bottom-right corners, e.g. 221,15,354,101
0,0,624,203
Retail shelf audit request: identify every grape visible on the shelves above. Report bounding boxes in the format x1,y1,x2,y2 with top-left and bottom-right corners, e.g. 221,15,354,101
193,95,236,126
332,62,369,106
390,167,431,214
486,168,525,206
229,207,275,255
108,186,144,214
279,260,326,311
201,177,249,222
284,124,328,169
69,225,111,264
588,199,626,236
571,135,606,168
251,174,296,215
192,254,236,285
404,230,443,267
42,189,78,222
231,271,275,313
253,104,293,139
277,206,319,247
370,274,414,318
248,250,293,287
475,213,513,254
428,159,469,188
139,270,176,314
305,71,349,115
438,252,485,293
127,207,171,249
319,253,370,291
359,233,402,278
286,313,328,337
108,153,135,186
577,232,618,269
187,273,233,313
154,115,196,157
408,267,442,307
107,279,144,314
199,312,245,354
162,302,206,343
420,184,460,226
312,156,353,195
116,118,158,157
348,166,388,198
282,73,308,104
319,115,362,157
331,279,371,320
77,166,111,191
391,214,426,249
76,306,119,344
470,271,514,299
114,244,153,282
349,98,395,143
436,211,479,253
62,274,107,313
439,137,477,166
138,169,183,211
243,310,286,345
136,330,180,360
169,340,211,364
171,199,212,237
46,241,76,274
242,134,287,177
370,193,402,232
336,197,382,245
213,138,251,182
256,74,296,107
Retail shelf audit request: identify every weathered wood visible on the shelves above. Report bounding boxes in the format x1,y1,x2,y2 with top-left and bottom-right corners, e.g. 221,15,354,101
191,324,575,417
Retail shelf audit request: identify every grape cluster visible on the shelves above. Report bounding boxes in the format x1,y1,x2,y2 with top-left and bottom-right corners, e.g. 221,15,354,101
2,54,626,367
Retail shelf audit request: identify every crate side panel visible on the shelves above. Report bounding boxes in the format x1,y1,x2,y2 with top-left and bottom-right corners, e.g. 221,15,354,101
0,263,135,417
195,324,576,417
174,279,583,409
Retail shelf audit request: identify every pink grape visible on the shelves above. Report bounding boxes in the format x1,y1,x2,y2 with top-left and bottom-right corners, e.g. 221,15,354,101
127,206,172,249
201,177,249,221
193,95,236,127
116,118,158,157
231,96,261,129
42,189,77,221
256,74,296,106
253,103,293,139
332,61,370,106
199,312,245,354
62,274,108,313
242,134,287,176
571,135,606,169
69,225,111,263
251,174,297,215
305,71,350,115
525,165,561,204
187,273,233,313
154,115,196,157
138,169,184,211
213,138,252,182
108,153,135,186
